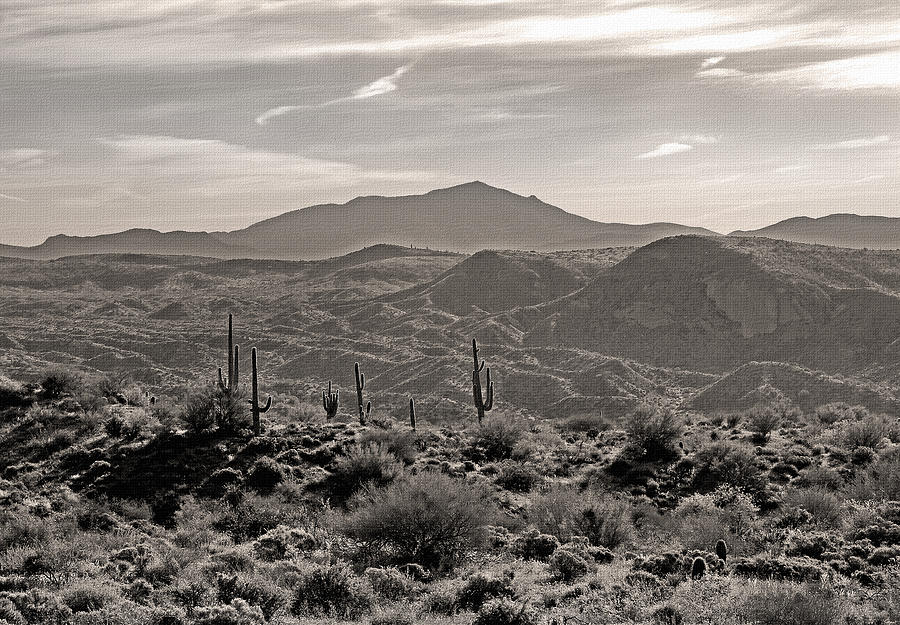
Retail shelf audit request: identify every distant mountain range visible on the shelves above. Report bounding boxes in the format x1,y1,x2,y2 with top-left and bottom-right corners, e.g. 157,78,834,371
3,183,900,260
729,214,900,249
0,182,715,260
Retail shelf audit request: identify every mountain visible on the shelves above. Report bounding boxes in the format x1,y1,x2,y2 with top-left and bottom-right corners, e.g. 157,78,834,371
524,235,900,373
0,229,257,260
729,214,900,249
0,182,717,261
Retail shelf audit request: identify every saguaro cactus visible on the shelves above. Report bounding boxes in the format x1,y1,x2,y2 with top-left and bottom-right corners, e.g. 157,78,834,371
691,556,707,579
471,338,494,424
354,362,371,425
322,381,339,419
248,347,271,436
218,313,238,392
409,397,416,431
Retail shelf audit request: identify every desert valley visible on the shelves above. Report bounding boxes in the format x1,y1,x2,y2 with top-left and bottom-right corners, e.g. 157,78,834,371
1,183,900,624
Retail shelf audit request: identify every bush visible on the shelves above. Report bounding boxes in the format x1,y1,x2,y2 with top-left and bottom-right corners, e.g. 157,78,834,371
332,442,402,498
495,462,540,493
0,376,30,409
290,563,372,619
193,599,265,625
472,598,536,625
838,414,897,450
252,525,318,561
456,574,515,611
528,485,632,549
558,413,609,436
783,488,843,528
733,555,825,582
61,583,119,613
740,582,844,625
747,405,782,443
364,567,416,600
216,573,287,620
468,418,526,462
548,548,591,582
358,429,419,465
245,458,284,491
512,528,559,561
624,403,682,461
814,403,867,425
691,442,765,495
343,471,495,569
39,368,81,400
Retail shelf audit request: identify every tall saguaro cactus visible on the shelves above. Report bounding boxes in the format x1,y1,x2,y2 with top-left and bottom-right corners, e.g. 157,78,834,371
249,347,272,436
217,313,238,392
354,362,371,425
471,338,494,424
409,397,417,431
322,381,339,419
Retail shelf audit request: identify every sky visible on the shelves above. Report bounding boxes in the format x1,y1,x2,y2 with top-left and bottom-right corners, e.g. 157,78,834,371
1,0,900,245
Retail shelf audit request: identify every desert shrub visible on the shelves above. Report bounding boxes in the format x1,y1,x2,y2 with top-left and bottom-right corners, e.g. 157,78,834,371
290,563,372,619
691,442,765,496
845,449,900,501
558,413,609,436
252,525,318,561
39,368,81,400
837,414,898,450
650,604,684,625
61,582,120,613
746,405,782,443
548,548,591,582
0,376,30,409
201,468,243,498
495,462,540,493
216,573,287,620
0,512,49,551
332,442,403,498
472,598,537,625
814,403,867,425
214,494,293,542
364,567,416,600
512,528,559,561
3,589,73,623
358,429,419,465
528,485,633,549
783,488,843,528
343,471,494,569
733,555,825,582
370,614,414,625
245,458,284,491
467,418,526,462
193,599,265,625
624,403,682,461
181,389,218,434
456,574,515,611
740,581,844,625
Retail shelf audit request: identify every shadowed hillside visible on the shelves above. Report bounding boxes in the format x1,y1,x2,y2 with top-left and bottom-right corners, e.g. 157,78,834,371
730,214,900,249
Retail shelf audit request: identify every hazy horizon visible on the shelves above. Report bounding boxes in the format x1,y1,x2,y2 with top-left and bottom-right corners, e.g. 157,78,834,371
3,1,900,246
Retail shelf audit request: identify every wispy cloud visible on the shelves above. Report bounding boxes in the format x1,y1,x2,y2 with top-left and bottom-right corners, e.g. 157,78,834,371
0,148,55,169
701,56,725,69
0,192,27,203
635,143,694,159
757,50,900,90
680,134,720,145
814,135,891,150
256,64,412,125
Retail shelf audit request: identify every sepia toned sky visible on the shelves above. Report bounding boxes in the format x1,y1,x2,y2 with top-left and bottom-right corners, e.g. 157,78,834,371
2,0,899,245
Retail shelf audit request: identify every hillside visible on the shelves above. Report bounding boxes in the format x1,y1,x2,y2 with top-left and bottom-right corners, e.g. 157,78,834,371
0,182,716,261
525,236,900,373
730,214,900,249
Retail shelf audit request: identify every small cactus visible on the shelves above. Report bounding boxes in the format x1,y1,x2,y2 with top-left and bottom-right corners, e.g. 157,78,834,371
409,397,416,431
248,347,271,436
322,381,339,419
471,338,494,424
690,556,706,579
715,539,728,563
354,362,371,425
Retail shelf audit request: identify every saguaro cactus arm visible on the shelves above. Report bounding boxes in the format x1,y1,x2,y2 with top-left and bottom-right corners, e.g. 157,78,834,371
249,347,272,435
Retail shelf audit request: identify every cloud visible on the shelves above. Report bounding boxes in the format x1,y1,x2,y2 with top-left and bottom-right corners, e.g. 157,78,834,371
680,134,720,144
701,56,725,69
635,143,694,159
757,50,900,90
814,135,891,150
696,67,747,78
351,65,410,99
256,64,411,125
0,192,27,203
0,148,55,169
